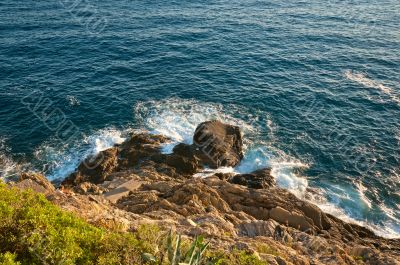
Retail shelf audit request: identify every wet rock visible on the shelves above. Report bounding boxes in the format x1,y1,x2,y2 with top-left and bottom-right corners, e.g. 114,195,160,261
229,168,275,189
63,147,118,186
118,133,169,168
193,120,243,168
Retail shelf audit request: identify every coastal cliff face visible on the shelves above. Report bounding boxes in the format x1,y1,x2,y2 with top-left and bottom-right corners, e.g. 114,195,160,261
13,121,400,265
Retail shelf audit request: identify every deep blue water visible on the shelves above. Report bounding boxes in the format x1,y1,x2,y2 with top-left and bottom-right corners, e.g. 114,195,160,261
1,0,399,237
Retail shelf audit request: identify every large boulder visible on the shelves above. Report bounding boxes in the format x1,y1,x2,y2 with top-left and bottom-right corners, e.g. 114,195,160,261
193,120,243,168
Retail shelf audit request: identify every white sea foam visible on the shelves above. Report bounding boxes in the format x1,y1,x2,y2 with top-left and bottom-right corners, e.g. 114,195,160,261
355,181,372,209
315,197,400,239
135,98,310,195
194,167,236,179
0,137,18,180
36,128,127,181
344,70,400,104
270,160,309,197
134,98,259,153
66,95,80,106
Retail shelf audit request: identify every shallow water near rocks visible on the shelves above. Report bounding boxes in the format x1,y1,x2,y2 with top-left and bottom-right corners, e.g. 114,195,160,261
0,0,399,238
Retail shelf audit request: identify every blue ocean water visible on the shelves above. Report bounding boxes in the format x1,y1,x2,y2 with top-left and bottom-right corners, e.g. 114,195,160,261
0,0,399,237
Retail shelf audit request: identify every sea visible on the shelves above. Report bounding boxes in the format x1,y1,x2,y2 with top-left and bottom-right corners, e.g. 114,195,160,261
0,0,399,238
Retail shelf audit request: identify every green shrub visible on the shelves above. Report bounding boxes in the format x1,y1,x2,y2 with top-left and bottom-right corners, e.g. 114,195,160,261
0,252,21,265
0,183,142,265
205,249,267,265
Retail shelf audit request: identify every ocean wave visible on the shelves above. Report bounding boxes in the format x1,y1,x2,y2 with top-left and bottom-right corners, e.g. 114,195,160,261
134,98,260,146
0,137,17,180
314,194,400,239
344,70,400,104
35,128,127,181
134,98,310,194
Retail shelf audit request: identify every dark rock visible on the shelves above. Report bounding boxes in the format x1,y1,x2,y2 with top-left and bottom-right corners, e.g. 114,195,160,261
229,168,275,189
172,143,194,157
118,133,169,168
62,147,118,186
165,154,199,175
193,120,243,168
165,143,201,175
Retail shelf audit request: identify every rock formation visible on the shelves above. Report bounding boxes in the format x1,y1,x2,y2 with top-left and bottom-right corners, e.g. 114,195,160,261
193,120,243,168
13,121,400,265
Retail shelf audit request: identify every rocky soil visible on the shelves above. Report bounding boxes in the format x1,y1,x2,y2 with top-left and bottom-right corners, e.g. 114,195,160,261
13,121,400,265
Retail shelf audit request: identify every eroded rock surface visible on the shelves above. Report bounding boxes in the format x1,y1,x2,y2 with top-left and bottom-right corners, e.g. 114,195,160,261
13,121,400,265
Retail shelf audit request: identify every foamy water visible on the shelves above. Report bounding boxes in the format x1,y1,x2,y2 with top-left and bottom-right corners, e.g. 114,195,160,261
0,137,17,179
34,128,127,181
344,70,400,104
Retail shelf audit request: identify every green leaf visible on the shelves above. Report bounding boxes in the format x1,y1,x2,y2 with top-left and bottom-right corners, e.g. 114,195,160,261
142,253,157,262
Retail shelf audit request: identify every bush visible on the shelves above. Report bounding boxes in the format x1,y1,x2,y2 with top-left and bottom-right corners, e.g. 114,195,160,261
0,252,21,265
0,183,142,265
206,249,267,265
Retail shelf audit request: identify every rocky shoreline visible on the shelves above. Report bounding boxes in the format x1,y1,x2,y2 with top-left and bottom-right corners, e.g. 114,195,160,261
13,121,400,264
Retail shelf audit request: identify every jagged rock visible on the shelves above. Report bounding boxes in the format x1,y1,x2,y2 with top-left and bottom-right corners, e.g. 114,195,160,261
62,147,118,186
193,120,243,168
36,123,400,265
118,133,169,168
229,168,275,189
19,172,55,192
74,181,106,194
237,220,279,237
165,154,199,175
299,202,331,230
172,143,194,157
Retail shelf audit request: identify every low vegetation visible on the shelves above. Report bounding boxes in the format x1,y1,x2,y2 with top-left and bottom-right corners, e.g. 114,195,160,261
0,182,266,264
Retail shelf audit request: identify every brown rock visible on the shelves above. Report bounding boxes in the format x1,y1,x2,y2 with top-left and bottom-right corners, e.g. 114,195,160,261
63,147,118,186
118,133,168,168
237,220,279,237
299,203,331,230
103,179,145,203
193,120,243,168
165,154,199,175
229,168,275,189
19,172,55,192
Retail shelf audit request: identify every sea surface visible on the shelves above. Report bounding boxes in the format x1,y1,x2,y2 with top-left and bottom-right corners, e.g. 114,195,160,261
0,0,399,238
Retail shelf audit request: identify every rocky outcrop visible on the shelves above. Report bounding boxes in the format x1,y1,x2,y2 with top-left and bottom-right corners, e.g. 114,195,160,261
62,147,119,186
193,120,243,168
228,168,275,189
14,121,400,265
16,172,56,195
